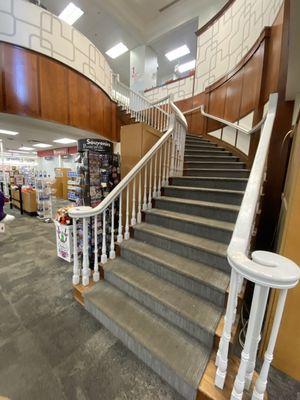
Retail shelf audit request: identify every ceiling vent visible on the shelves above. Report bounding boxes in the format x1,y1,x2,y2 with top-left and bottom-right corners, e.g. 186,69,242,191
159,0,181,13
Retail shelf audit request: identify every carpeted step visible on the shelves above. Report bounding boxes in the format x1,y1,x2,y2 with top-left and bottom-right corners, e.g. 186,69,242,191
184,155,239,163
143,208,234,243
170,176,248,191
120,239,230,307
85,282,210,400
133,223,229,272
184,161,246,169
105,259,222,347
153,196,239,222
185,143,217,149
163,185,244,206
185,149,231,156
183,168,250,178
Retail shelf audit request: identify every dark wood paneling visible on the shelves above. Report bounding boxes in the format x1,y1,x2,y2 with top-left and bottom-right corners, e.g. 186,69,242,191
39,56,69,124
68,69,90,130
103,94,112,136
89,82,104,134
207,84,227,132
223,71,243,122
2,43,39,116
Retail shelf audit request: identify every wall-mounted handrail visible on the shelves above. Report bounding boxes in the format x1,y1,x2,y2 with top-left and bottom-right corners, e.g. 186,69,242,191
214,92,299,400
183,104,266,135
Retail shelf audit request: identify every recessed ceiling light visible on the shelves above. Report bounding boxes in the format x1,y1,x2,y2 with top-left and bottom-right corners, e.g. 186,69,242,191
58,2,84,25
106,42,128,59
177,59,196,73
165,45,190,61
33,143,53,148
0,129,19,136
53,138,77,144
19,146,34,151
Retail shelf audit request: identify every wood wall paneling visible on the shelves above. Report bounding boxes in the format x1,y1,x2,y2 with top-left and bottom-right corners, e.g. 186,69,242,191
207,84,227,132
39,56,69,125
2,43,39,117
89,82,104,135
103,94,112,137
68,69,90,130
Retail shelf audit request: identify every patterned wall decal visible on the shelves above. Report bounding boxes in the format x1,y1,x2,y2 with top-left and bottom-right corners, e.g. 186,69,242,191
144,76,194,103
194,0,283,94
0,0,113,97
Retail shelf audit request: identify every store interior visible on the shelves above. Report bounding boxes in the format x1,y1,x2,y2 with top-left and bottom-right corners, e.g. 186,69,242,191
0,113,120,260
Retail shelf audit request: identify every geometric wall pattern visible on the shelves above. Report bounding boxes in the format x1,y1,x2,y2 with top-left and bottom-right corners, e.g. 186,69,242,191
144,75,194,103
0,0,113,97
194,0,283,94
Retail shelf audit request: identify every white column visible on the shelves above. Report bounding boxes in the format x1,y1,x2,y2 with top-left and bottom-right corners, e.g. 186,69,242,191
117,193,123,243
82,217,90,286
72,218,80,285
252,289,288,400
109,201,116,259
101,210,107,264
231,284,269,400
93,215,100,281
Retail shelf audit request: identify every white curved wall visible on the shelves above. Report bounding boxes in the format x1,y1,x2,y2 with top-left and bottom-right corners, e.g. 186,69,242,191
194,0,283,94
144,75,194,103
0,0,113,97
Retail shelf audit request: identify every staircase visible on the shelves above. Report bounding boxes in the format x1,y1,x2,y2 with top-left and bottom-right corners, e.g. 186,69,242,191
83,134,250,400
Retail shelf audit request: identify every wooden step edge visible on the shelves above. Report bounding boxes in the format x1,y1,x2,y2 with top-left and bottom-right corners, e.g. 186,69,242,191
197,351,268,400
73,280,96,306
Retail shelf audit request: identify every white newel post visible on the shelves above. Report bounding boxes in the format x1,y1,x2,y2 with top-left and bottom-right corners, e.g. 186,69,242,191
101,210,107,264
93,215,100,282
72,218,80,285
82,217,90,286
110,201,116,259
117,193,123,243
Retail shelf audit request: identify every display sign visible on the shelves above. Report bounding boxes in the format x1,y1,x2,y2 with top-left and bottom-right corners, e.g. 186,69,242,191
53,148,68,156
77,138,113,153
55,222,73,262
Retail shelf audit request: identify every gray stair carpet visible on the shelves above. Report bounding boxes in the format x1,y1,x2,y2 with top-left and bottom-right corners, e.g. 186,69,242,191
84,133,249,400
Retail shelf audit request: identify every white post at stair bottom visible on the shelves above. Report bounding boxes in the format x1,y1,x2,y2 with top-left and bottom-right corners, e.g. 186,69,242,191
72,218,80,285
252,289,288,400
82,217,90,286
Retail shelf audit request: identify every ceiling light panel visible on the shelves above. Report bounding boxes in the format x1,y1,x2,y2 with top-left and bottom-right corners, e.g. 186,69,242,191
178,59,196,73
165,45,190,61
19,146,34,151
59,2,84,25
106,42,128,59
53,138,77,144
33,143,53,148
0,129,19,136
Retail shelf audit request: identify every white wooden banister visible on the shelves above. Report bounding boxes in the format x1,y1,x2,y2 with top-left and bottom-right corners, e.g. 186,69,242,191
69,77,187,290
210,93,300,399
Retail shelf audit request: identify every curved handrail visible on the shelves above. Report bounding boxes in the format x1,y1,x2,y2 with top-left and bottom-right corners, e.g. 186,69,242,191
183,105,266,135
69,101,187,219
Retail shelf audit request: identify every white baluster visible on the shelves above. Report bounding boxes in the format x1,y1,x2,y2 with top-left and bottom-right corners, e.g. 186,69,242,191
153,152,158,198
143,165,148,210
215,269,239,387
82,217,90,286
154,107,157,129
162,142,167,186
109,201,116,259
137,172,142,223
101,210,107,264
72,218,80,285
148,158,153,208
157,147,162,197
125,186,130,240
131,178,137,225
93,215,100,281
231,284,269,400
252,289,288,400
117,192,123,243
166,138,172,183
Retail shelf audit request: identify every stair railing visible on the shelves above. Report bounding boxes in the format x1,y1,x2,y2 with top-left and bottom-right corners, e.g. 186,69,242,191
194,93,299,400
112,73,171,132
69,94,187,287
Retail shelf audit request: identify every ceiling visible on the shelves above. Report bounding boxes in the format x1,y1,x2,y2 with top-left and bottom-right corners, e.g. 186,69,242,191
40,0,226,85
0,113,101,155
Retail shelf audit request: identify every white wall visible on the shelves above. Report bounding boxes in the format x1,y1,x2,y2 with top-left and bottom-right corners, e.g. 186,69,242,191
0,0,113,97
37,155,76,178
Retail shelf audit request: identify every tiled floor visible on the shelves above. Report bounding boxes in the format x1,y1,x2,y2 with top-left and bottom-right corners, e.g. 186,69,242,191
0,206,299,400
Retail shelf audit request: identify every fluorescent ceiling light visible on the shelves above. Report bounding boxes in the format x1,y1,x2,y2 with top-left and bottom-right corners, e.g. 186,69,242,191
0,129,19,136
58,2,84,25
19,146,34,151
53,138,77,144
178,59,196,73
33,143,52,148
8,150,37,154
165,45,190,61
106,42,128,59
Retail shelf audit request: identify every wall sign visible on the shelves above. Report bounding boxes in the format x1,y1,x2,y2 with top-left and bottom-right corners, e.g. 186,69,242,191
77,138,113,154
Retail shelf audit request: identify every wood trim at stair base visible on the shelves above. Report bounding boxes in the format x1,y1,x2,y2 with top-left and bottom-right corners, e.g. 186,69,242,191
197,351,268,400
73,281,95,306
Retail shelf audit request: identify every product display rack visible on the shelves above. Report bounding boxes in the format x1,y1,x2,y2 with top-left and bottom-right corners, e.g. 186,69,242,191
67,171,81,202
35,173,53,222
